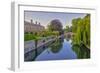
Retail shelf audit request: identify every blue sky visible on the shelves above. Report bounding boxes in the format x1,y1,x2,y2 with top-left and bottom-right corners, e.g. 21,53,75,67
24,11,87,29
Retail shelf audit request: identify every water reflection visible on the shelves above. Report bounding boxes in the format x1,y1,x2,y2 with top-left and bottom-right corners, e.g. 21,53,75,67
24,36,90,61
24,37,77,61
24,43,48,61
66,34,90,59
50,39,63,53
24,38,64,61
72,44,90,59
35,39,77,61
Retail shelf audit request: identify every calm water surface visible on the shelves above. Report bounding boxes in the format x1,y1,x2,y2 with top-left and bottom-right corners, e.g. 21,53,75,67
35,39,77,61
24,38,78,61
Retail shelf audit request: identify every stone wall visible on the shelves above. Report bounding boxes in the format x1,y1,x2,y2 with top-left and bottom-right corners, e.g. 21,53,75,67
24,20,45,34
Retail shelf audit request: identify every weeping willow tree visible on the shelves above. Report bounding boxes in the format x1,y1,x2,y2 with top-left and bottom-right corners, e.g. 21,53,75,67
72,14,90,48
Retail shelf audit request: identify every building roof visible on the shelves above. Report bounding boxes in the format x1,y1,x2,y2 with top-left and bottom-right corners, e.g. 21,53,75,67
24,21,44,28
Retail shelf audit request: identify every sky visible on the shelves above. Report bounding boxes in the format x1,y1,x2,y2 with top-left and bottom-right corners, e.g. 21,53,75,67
24,11,87,29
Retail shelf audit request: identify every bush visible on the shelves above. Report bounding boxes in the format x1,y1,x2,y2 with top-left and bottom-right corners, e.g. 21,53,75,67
24,34,41,41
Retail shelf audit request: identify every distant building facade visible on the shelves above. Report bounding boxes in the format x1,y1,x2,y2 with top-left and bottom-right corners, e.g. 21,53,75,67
24,19,45,34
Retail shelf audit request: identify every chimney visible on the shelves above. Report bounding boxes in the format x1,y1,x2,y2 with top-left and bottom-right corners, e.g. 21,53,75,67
31,19,33,24
35,21,37,24
39,22,40,25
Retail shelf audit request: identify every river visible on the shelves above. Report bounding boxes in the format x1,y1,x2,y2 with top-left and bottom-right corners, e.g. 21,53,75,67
24,37,90,61
24,38,77,61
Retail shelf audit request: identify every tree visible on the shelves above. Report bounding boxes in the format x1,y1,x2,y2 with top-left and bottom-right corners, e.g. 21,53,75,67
69,26,72,32
48,19,63,35
72,14,90,48
72,18,82,33
66,26,69,32
65,25,72,33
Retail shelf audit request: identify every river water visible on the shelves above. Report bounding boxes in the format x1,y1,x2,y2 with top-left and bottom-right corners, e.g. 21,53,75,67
35,39,77,61
24,38,78,61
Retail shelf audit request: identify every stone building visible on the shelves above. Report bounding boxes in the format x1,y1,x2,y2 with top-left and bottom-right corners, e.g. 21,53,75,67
24,19,45,34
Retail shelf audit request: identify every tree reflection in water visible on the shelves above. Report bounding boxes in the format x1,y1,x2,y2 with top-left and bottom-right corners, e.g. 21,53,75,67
24,35,90,62
72,43,90,59
65,33,90,59
50,38,64,53
24,38,64,61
